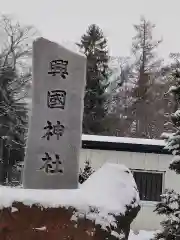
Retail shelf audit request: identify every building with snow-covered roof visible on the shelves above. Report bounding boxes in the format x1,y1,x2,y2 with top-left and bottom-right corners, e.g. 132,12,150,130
18,98,174,233
80,134,175,232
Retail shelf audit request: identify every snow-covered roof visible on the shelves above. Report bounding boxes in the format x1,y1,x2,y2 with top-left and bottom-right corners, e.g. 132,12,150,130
0,163,139,231
82,134,165,147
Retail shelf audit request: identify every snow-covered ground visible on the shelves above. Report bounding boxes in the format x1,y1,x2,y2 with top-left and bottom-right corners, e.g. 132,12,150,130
129,230,156,240
0,163,140,238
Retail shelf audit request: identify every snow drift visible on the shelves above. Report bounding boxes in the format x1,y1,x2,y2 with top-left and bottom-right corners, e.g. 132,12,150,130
0,163,140,239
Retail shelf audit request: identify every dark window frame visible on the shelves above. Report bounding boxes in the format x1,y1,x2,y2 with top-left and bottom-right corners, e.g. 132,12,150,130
131,169,165,202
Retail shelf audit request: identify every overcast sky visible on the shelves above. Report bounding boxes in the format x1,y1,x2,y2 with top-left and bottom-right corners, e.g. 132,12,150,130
0,0,180,60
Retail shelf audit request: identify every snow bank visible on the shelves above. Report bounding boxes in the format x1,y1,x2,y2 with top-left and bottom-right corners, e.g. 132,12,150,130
0,186,79,209
82,134,165,146
80,163,139,214
0,163,139,230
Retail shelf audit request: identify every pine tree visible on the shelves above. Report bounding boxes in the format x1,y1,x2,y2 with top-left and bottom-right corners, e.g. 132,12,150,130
129,16,163,138
154,65,180,240
77,24,110,134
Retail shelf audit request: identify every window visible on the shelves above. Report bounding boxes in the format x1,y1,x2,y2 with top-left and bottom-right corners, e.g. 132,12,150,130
132,170,163,202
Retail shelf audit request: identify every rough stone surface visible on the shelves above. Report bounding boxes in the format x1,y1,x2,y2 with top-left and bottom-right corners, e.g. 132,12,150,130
23,38,86,189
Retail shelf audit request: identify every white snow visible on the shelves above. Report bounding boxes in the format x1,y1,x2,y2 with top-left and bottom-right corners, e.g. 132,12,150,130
11,206,18,213
173,109,180,118
168,85,178,93
170,155,180,166
161,132,173,139
109,229,157,240
111,230,124,239
82,134,165,146
33,226,47,231
80,163,139,213
0,163,139,231
129,230,156,240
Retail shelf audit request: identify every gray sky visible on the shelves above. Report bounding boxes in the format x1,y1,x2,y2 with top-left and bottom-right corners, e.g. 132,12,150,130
1,0,180,60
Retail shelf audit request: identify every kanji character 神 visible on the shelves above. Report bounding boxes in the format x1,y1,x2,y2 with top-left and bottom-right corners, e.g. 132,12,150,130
42,120,65,140
53,120,65,140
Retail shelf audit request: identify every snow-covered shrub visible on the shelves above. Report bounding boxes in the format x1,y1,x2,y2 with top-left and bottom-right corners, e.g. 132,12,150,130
154,67,180,240
79,160,94,184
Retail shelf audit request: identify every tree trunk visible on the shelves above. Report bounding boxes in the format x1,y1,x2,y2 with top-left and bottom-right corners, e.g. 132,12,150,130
0,138,9,185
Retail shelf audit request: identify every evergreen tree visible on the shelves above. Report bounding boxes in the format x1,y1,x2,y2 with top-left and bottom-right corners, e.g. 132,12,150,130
154,65,180,240
77,24,110,134
128,16,163,138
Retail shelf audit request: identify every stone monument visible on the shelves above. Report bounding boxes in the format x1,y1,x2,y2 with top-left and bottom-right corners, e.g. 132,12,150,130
23,37,86,189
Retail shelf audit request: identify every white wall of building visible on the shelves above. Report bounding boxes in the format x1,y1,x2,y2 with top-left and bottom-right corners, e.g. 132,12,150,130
79,148,176,231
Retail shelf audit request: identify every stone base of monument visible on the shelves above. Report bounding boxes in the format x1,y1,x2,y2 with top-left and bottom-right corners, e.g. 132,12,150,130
0,163,140,240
